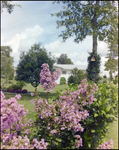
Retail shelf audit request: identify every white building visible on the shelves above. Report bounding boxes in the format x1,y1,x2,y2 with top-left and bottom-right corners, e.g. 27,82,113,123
53,64,87,84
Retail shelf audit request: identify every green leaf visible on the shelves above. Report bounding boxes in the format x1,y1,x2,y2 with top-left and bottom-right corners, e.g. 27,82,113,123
94,113,98,117
106,114,115,118
56,138,62,142
91,129,95,133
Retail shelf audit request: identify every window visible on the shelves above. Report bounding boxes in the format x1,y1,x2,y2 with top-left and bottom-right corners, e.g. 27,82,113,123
62,71,66,74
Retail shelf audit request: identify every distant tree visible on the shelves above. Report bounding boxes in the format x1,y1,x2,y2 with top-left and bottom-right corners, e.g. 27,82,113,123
57,54,73,64
1,46,14,87
68,67,87,85
16,42,56,95
1,1,21,14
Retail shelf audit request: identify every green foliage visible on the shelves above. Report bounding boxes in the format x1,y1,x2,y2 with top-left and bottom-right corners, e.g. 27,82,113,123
1,1,21,14
103,75,107,78
16,42,55,88
7,81,26,91
103,80,107,84
86,52,101,83
82,83,118,149
1,46,14,88
68,68,87,85
113,77,118,84
62,82,118,149
57,54,73,64
51,1,118,54
60,77,66,85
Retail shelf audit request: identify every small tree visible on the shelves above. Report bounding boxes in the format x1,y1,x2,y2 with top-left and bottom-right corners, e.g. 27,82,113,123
57,54,73,64
1,46,14,88
68,67,87,85
16,42,55,96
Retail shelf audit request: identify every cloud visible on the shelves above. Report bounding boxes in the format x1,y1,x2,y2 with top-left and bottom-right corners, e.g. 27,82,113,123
2,25,43,67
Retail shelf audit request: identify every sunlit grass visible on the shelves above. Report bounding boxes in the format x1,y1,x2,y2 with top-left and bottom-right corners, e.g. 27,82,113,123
103,117,118,149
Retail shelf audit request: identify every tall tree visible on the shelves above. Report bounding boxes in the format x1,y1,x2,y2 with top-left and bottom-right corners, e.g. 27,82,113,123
51,1,118,82
16,42,56,95
105,26,118,83
1,0,21,14
51,1,118,54
1,46,14,87
57,54,73,64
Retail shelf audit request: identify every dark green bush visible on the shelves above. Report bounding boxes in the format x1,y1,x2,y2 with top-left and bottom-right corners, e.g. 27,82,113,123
68,75,77,85
60,77,66,85
103,75,107,78
7,81,26,91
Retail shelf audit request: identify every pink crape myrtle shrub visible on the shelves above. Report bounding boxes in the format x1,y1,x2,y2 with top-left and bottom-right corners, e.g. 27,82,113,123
0,91,48,149
31,78,99,149
40,63,60,92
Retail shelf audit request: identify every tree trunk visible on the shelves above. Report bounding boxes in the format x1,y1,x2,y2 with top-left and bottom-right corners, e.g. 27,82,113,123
35,87,37,97
92,1,99,54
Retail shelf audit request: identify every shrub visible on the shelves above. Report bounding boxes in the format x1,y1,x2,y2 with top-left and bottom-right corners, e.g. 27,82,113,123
103,75,107,78
65,82,117,149
7,81,26,91
68,75,77,85
22,89,28,93
1,91,48,149
60,77,66,85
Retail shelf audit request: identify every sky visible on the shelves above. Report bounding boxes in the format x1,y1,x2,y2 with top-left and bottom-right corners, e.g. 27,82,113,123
1,1,117,77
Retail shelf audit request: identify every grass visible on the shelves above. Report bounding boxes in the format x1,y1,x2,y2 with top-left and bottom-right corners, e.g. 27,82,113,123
2,78,118,149
103,116,118,149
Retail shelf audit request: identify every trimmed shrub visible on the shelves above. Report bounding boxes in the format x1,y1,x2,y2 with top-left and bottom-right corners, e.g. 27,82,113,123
60,77,66,85
7,81,26,91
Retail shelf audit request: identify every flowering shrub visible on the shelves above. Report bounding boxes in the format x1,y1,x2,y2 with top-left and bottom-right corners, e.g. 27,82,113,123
30,78,99,149
1,91,48,149
97,139,114,149
40,63,60,92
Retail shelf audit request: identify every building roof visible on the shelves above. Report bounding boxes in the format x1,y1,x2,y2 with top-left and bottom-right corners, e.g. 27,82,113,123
53,64,87,70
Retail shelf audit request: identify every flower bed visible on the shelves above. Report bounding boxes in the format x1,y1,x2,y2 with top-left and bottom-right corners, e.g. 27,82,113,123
7,89,28,93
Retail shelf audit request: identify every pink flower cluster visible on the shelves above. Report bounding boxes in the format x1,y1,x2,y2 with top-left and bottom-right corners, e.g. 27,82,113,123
97,139,114,149
1,91,48,149
1,135,48,149
31,78,98,148
40,63,60,92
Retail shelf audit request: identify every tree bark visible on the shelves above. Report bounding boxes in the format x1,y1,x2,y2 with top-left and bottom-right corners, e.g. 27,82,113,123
35,87,37,97
92,1,99,54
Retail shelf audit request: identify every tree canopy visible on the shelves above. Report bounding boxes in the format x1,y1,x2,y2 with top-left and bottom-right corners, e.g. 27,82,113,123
15,42,56,88
51,1,118,54
1,1,21,14
57,54,73,64
104,27,118,82
1,46,14,87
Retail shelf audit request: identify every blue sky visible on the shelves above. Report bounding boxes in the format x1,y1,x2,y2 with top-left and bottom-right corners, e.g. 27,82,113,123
2,1,117,77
